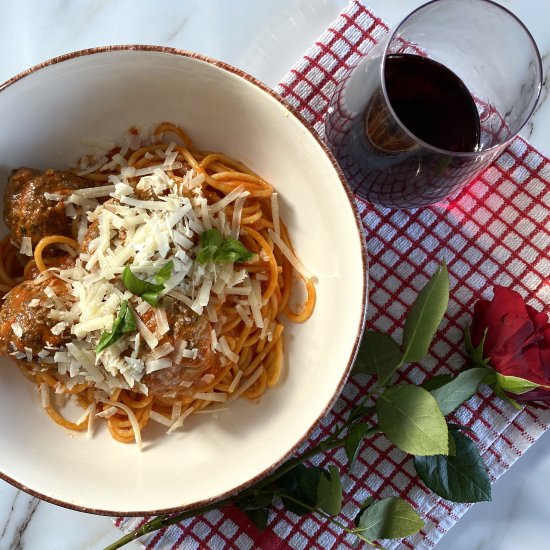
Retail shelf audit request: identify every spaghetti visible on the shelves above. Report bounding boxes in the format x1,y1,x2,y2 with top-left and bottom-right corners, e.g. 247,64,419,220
0,123,315,447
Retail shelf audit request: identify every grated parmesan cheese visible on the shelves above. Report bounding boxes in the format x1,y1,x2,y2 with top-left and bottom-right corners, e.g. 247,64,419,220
11,322,23,339
268,228,313,280
20,236,33,256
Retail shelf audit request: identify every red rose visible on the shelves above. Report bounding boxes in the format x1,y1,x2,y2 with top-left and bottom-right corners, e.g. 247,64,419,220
470,285,550,402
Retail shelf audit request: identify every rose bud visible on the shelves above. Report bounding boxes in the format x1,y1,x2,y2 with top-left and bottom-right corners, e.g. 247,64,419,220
470,286,550,402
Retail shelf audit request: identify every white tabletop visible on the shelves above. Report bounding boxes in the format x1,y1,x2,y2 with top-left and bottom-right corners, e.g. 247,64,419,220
0,1,548,549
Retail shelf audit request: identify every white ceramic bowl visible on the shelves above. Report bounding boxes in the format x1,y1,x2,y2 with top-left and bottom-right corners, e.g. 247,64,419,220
0,46,367,515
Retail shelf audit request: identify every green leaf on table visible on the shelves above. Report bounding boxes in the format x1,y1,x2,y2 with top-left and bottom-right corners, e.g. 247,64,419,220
446,432,457,456
402,262,449,364
355,496,424,539
495,374,550,395
413,430,492,503
243,508,269,530
276,464,321,516
376,384,449,456
355,496,376,523
431,367,493,416
345,423,371,468
348,404,376,423
238,490,273,531
447,423,475,435
238,491,273,511
352,331,402,381
421,374,454,392
492,383,523,410
316,466,342,516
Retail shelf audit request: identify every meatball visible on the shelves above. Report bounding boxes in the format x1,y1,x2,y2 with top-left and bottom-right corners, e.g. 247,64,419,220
0,277,71,356
4,167,90,247
24,254,75,281
142,301,220,396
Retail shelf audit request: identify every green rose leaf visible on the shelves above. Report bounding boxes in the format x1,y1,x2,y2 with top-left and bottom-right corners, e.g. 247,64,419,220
492,383,523,410
345,423,371,468
348,404,376,423
243,508,269,530
316,466,342,516
352,331,402,380
421,374,454,392
402,262,449,364
354,497,376,523
376,385,449,456
495,374,550,395
447,432,457,457
238,491,273,511
356,497,424,539
431,367,493,416
413,430,492,503
238,490,273,530
276,464,321,517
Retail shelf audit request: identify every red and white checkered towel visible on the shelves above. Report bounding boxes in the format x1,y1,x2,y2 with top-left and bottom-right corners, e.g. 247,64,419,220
116,2,550,548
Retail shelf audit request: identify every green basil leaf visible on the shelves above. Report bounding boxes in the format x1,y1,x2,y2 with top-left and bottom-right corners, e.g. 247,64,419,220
353,331,402,381
345,423,370,468
316,466,342,516
421,374,454,392
196,244,217,264
431,367,493,416
154,260,174,284
215,238,254,264
413,430,492,503
202,228,223,248
196,229,222,264
122,264,168,306
376,385,449,456
140,291,160,307
95,300,136,353
196,228,253,265
356,497,424,539
402,262,449,363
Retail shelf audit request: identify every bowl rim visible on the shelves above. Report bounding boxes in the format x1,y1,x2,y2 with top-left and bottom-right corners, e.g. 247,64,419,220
0,44,369,517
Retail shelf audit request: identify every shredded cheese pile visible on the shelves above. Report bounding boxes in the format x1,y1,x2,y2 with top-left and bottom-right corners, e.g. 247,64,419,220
31,141,272,400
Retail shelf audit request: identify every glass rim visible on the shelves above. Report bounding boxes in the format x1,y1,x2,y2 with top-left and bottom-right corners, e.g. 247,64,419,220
379,0,543,158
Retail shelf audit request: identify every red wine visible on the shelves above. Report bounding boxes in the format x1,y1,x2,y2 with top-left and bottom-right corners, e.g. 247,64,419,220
383,54,480,152
324,52,491,208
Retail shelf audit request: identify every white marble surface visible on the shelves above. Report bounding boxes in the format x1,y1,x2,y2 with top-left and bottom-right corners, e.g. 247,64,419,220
0,1,549,549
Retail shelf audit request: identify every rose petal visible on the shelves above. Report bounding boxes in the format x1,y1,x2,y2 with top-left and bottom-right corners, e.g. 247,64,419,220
471,285,550,403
